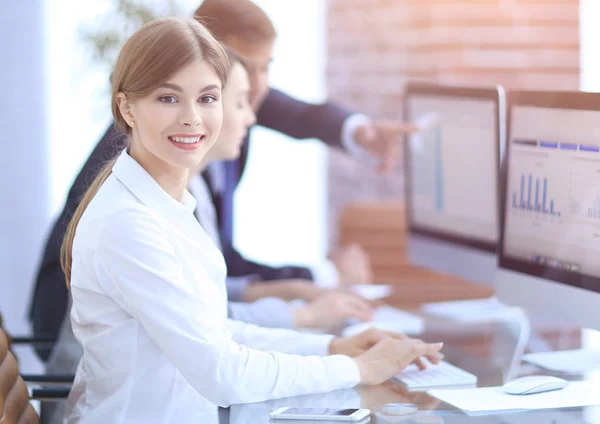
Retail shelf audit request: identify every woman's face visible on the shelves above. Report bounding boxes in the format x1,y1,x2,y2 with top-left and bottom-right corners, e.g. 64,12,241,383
206,62,256,161
121,58,224,173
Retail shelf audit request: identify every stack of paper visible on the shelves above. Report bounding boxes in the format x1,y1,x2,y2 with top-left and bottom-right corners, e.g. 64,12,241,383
351,284,393,300
342,305,424,337
421,297,522,323
523,349,600,373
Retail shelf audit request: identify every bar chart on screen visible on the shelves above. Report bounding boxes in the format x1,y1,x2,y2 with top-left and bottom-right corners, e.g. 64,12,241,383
505,139,600,260
568,170,600,221
585,193,600,219
511,174,560,216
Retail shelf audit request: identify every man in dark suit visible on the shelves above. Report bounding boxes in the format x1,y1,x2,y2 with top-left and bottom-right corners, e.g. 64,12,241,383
29,0,414,358
196,0,414,302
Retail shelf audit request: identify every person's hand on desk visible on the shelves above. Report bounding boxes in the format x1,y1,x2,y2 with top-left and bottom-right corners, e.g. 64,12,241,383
355,338,444,386
328,244,373,286
354,119,417,173
329,329,444,386
329,328,405,357
292,291,373,330
242,279,328,302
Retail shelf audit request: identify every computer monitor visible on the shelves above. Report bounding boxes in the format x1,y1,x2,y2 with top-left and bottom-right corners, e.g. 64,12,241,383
403,83,505,285
496,90,600,329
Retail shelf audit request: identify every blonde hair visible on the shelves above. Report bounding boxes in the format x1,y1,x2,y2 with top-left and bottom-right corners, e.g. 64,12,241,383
61,18,229,286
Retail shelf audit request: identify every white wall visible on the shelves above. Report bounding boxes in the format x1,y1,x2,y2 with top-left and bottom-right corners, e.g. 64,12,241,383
0,0,49,374
0,1,49,335
234,0,329,266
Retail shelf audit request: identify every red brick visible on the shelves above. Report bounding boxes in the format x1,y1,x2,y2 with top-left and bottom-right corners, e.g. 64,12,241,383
326,0,580,246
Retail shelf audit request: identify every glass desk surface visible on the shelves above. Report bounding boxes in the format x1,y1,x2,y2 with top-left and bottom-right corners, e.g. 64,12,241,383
226,314,600,424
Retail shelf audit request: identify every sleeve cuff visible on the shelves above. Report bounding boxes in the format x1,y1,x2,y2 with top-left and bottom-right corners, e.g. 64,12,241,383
341,114,373,160
323,354,361,389
310,260,340,289
311,334,337,357
226,275,259,302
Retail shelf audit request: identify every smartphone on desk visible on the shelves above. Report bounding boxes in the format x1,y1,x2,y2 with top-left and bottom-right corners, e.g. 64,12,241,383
270,407,370,422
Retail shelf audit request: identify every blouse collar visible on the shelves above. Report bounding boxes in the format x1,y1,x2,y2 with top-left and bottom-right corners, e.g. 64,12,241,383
112,150,197,219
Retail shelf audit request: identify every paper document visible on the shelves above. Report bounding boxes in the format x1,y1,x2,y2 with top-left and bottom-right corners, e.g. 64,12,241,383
342,305,424,337
421,297,521,322
429,381,600,414
523,349,600,373
351,284,393,300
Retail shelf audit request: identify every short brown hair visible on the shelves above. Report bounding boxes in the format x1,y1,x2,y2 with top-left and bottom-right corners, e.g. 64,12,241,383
195,0,276,43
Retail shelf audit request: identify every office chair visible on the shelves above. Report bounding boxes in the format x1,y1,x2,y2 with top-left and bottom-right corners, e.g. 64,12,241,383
1,320,39,423
1,313,72,424
0,306,56,361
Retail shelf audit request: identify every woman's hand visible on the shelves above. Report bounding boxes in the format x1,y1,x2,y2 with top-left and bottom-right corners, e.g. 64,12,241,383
293,292,373,329
328,328,444,386
328,244,373,286
354,337,444,386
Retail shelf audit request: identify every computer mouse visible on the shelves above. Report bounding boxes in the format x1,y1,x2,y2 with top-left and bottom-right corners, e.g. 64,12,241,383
502,376,568,395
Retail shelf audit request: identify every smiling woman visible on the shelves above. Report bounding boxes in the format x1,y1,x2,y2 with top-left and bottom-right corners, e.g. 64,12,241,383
55,15,442,424
60,17,228,285
116,65,223,189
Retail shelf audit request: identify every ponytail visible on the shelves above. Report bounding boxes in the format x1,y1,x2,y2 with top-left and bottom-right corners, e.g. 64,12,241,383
60,159,116,287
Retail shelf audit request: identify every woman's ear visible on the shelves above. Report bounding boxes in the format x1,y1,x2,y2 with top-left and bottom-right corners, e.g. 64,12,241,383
116,93,135,126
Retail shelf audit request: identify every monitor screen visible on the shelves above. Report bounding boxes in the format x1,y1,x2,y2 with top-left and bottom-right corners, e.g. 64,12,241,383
404,83,502,252
499,91,600,293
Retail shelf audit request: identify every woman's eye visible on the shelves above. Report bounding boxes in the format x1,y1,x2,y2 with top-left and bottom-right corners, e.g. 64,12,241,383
200,95,217,104
159,95,177,103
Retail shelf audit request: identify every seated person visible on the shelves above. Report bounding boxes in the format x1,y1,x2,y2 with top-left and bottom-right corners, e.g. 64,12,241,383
61,18,443,422
40,49,374,424
29,0,412,349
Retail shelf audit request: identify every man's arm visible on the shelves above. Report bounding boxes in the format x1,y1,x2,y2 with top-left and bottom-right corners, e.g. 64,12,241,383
256,88,352,149
256,88,416,173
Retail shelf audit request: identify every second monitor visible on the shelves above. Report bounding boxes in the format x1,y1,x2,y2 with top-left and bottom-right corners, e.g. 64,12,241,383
403,83,505,285
496,90,600,329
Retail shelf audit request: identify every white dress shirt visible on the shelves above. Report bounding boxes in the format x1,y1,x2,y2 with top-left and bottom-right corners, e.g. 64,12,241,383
65,150,360,423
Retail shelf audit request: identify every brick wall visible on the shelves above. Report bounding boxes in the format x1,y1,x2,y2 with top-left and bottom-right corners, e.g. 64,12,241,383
326,0,580,245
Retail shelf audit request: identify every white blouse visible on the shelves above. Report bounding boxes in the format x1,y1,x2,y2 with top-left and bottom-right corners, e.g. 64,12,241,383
65,150,360,423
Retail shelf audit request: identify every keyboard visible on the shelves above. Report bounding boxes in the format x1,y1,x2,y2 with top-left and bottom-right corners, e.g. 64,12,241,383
342,305,424,337
393,360,477,391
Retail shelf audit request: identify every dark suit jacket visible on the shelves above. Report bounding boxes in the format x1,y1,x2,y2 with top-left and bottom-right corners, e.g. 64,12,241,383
29,88,353,358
